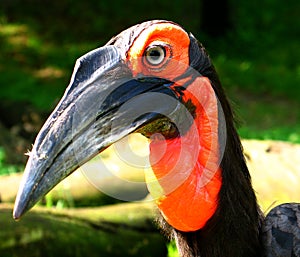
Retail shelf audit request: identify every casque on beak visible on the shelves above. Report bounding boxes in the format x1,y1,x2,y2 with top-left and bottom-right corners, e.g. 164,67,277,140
13,44,180,219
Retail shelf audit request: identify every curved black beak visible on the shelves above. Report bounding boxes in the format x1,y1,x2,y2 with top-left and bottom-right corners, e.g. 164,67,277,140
13,45,179,219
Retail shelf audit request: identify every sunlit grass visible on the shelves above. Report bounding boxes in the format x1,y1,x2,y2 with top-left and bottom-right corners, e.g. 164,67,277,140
244,140,300,212
94,136,300,214
167,241,179,257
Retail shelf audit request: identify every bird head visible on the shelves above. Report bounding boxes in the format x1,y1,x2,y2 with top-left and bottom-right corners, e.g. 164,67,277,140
13,20,227,232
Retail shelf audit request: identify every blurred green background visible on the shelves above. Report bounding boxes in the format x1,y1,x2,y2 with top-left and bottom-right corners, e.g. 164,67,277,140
0,0,299,256
0,0,299,174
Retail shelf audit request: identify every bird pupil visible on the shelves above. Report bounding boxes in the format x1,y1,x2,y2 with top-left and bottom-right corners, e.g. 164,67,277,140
145,46,165,65
150,49,161,60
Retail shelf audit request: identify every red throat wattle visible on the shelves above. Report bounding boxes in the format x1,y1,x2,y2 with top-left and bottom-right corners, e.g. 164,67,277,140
125,22,223,232
146,77,222,232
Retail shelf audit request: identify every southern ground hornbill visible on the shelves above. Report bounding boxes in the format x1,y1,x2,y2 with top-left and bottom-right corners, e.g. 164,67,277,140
13,20,300,257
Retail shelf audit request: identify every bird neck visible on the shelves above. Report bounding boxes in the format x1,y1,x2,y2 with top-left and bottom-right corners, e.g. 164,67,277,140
168,130,264,257
147,75,264,256
146,77,223,232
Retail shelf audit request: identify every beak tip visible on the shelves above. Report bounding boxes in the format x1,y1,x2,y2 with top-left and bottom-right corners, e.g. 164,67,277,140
13,191,29,220
13,199,29,220
13,207,22,220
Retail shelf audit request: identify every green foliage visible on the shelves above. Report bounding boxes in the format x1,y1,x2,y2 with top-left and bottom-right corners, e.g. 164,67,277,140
1,0,298,142
0,148,20,176
167,241,180,257
44,194,74,210
206,0,300,143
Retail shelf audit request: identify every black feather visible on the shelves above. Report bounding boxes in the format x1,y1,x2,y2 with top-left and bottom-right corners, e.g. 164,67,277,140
263,203,300,257
158,33,264,257
161,30,300,257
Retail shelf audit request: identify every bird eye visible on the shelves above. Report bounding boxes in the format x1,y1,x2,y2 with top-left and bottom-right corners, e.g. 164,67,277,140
145,45,166,66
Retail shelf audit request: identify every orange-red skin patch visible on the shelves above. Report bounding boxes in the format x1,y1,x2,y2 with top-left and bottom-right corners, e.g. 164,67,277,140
127,23,190,80
149,77,222,231
127,23,222,232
